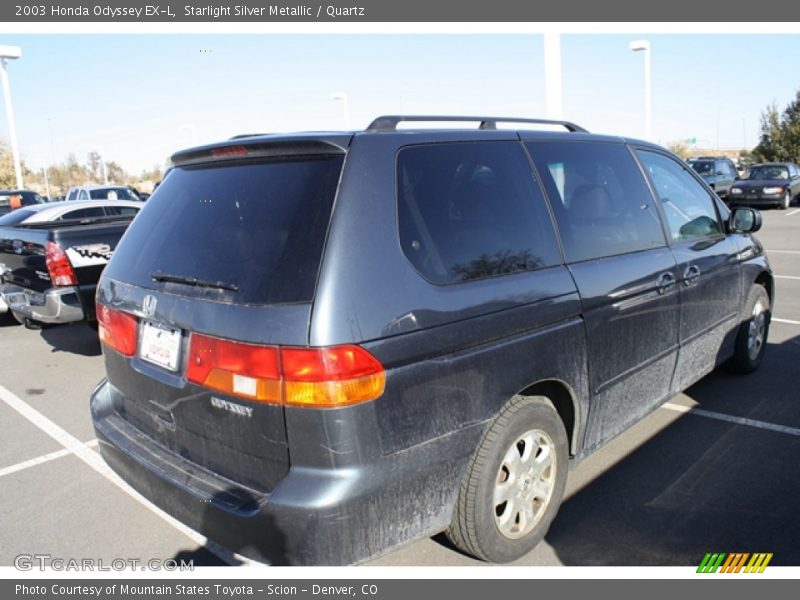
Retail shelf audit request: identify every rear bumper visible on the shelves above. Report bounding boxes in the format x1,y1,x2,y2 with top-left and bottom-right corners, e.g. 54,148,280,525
90,378,481,565
0,283,85,323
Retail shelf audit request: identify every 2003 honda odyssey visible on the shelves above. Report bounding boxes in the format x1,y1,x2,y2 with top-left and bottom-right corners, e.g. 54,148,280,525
91,116,772,565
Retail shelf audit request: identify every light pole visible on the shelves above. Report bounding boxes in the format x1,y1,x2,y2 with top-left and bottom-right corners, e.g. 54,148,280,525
543,33,563,120
181,123,197,145
92,145,109,184
330,91,350,129
629,40,652,141
0,45,23,189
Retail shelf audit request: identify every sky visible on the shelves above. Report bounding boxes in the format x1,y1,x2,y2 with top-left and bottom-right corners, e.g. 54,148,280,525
0,32,799,176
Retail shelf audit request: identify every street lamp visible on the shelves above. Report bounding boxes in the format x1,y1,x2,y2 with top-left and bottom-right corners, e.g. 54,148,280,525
92,145,109,184
330,91,350,130
629,39,652,141
181,123,197,145
0,45,23,189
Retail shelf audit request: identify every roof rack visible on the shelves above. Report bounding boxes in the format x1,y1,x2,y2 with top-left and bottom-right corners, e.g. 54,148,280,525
366,115,588,133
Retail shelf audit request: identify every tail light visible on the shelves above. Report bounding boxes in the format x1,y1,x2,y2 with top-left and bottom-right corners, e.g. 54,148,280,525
97,304,138,357
45,242,78,286
187,333,386,407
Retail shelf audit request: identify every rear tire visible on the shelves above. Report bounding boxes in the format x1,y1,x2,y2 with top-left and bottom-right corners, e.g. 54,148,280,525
446,395,568,563
727,284,770,374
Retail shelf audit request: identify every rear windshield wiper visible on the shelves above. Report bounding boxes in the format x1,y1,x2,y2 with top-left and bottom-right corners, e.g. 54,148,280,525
151,271,239,292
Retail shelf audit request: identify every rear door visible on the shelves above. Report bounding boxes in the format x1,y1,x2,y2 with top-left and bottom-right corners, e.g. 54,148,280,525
636,149,743,389
98,143,346,493
524,140,679,452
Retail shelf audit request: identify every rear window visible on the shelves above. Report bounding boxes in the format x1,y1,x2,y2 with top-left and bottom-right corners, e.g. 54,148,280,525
0,208,36,226
89,187,139,201
104,155,343,304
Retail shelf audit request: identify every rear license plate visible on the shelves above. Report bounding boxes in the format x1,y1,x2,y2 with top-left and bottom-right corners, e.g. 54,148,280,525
139,321,182,371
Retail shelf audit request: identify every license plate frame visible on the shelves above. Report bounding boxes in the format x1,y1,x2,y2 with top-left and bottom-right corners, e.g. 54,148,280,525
139,320,182,372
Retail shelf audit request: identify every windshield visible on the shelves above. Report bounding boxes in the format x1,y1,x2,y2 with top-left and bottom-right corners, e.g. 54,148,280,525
690,161,714,176
749,165,789,180
104,155,344,305
89,187,140,201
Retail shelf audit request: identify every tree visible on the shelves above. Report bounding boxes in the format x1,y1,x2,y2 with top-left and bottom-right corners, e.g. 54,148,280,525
753,90,800,163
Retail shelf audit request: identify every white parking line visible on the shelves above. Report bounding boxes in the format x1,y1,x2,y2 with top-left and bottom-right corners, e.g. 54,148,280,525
0,384,247,566
662,403,800,437
775,275,800,281
0,439,98,479
773,317,800,325
785,209,800,217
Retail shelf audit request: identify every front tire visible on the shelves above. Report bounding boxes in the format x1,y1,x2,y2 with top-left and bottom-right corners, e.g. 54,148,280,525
446,395,568,563
727,284,770,374
779,191,790,210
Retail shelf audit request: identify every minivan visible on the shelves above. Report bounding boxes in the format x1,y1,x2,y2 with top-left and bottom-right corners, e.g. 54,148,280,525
91,116,772,565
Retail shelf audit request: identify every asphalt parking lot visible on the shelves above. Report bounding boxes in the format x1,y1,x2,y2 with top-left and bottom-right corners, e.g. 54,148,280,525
1,208,798,569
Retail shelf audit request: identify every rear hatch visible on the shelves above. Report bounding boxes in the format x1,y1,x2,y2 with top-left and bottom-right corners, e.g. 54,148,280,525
97,137,348,493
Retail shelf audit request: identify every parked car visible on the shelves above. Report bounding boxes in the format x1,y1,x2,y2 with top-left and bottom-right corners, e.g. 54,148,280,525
0,199,142,226
65,184,141,202
0,202,139,328
0,189,47,215
687,156,739,200
91,116,772,566
728,162,800,210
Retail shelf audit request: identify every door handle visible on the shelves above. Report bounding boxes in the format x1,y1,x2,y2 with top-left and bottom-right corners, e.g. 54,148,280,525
683,265,701,285
656,272,676,294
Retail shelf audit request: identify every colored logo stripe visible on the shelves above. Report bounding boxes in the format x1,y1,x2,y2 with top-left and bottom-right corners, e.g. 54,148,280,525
697,552,773,573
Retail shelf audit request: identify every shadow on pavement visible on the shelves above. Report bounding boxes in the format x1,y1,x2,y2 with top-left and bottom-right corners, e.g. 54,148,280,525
545,335,800,566
39,323,101,357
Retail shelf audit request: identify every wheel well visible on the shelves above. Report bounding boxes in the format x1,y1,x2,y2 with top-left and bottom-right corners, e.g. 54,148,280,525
517,380,578,457
754,272,774,307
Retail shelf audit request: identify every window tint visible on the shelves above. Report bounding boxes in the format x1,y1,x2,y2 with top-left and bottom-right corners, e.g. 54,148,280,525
89,187,139,201
397,141,561,285
104,155,344,304
525,141,666,263
58,207,107,221
105,206,139,217
637,150,723,241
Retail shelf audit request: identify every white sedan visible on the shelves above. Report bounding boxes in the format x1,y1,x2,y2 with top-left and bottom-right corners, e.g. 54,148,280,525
0,199,142,226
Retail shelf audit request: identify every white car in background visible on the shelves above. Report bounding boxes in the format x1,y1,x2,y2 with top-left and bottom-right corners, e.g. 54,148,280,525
65,185,141,202
0,199,142,226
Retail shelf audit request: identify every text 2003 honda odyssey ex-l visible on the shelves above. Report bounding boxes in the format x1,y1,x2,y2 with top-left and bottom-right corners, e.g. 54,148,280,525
91,116,772,565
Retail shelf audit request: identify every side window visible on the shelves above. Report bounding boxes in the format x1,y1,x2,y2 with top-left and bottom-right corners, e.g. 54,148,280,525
637,150,723,242
105,206,139,217
58,207,106,221
525,141,666,263
397,141,561,285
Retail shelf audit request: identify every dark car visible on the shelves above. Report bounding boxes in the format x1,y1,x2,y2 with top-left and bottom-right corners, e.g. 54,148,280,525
687,156,739,200
0,189,46,215
91,116,772,565
728,162,800,210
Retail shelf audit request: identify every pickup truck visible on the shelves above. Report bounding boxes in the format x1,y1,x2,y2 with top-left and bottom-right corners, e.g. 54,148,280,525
0,218,134,328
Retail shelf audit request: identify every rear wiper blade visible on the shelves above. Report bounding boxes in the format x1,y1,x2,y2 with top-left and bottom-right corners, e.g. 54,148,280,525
151,271,239,292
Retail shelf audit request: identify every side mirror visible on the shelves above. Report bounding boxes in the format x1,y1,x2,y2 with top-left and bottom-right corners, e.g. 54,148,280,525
729,207,762,234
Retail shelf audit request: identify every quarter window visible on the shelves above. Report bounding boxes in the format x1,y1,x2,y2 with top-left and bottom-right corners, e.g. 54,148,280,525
637,150,723,241
397,141,561,285
525,141,666,263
